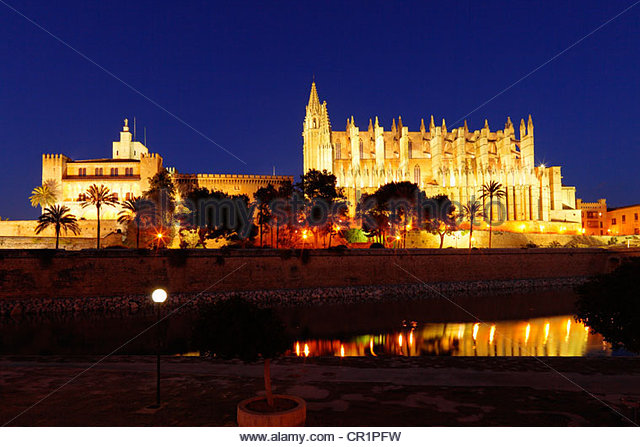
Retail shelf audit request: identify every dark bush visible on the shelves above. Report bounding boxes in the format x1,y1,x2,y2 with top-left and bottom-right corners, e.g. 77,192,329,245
575,258,640,353
193,298,289,361
370,242,385,249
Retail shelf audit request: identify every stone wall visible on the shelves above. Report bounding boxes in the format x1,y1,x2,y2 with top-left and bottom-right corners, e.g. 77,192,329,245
0,247,637,300
0,220,123,250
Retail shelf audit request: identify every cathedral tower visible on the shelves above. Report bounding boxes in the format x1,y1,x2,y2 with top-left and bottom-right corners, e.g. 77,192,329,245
302,82,333,173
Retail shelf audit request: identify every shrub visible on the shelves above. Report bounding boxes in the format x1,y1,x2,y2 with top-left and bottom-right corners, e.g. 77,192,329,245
369,242,385,249
344,228,368,244
575,258,640,353
193,298,290,406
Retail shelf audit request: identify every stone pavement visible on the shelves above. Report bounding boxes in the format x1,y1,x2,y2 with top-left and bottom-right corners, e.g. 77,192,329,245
1,356,638,426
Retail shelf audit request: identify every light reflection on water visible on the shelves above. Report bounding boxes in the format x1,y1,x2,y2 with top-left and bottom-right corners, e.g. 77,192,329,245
289,315,612,357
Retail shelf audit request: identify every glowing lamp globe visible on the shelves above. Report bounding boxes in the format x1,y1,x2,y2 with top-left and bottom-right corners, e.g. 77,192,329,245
152,288,168,303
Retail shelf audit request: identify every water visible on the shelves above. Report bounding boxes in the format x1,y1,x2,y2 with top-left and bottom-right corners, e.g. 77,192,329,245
0,289,625,357
289,315,612,358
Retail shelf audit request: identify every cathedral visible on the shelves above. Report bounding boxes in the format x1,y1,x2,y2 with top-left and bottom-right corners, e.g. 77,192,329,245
302,82,580,229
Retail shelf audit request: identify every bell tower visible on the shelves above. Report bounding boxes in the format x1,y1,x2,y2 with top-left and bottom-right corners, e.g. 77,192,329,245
302,82,333,174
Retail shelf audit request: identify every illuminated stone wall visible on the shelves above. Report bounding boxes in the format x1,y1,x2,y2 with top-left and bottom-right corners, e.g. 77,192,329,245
0,248,636,300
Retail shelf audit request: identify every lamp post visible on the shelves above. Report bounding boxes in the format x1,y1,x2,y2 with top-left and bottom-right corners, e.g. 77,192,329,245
151,288,167,408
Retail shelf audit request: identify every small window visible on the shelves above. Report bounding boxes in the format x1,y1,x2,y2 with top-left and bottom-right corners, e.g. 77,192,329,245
635,213,638,221
78,168,86,176
413,165,421,184
600,222,603,228
112,193,119,200
335,142,341,159
622,215,626,223
125,192,132,201
111,168,119,176
612,218,617,225
359,140,364,159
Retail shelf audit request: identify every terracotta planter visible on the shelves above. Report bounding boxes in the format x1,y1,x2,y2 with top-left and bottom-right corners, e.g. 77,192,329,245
237,394,306,427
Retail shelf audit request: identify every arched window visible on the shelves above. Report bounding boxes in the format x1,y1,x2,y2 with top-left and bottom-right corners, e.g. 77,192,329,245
335,142,341,159
408,140,413,158
413,165,421,185
359,140,364,159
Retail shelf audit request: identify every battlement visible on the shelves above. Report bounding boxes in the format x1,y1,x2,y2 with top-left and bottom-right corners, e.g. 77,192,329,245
42,154,70,161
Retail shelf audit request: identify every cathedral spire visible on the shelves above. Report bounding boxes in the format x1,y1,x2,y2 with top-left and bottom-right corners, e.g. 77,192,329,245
391,118,397,134
420,118,426,133
398,115,403,132
441,118,447,134
430,115,435,130
368,118,373,132
307,81,321,112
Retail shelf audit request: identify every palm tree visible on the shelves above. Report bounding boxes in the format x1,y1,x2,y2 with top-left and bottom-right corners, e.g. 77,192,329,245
35,205,80,249
29,184,58,208
461,199,484,249
81,184,119,249
118,197,154,249
479,181,506,248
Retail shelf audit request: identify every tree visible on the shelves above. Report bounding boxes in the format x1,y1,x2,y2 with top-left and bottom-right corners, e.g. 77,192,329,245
358,181,424,246
35,205,80,249
357,192,388,244
576,259,640,353
254,184,278,247
144,168,177,227
29,181,59,208
479,181,506,248
181,187,256,247
118,197,155,249
193,298,290,407
423,194,456,248
81,184,119,249
296,169,347,248
461,199,484,249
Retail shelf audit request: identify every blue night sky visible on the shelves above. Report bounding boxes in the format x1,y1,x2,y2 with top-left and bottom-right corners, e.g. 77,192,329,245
1,0,639,219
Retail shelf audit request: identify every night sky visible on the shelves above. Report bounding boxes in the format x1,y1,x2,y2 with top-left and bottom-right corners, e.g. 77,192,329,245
1,1,639,219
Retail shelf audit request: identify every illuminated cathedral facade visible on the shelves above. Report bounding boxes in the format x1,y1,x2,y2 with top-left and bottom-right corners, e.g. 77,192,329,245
303,82,580,227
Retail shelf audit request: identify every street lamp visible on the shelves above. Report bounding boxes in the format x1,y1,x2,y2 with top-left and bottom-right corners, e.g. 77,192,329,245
151,288,167,408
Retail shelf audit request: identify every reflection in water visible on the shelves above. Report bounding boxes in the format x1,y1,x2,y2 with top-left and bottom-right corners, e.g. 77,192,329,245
289,315,611,357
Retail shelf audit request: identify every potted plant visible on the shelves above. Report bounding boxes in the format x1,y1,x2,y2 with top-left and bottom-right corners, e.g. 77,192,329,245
193,298,306,426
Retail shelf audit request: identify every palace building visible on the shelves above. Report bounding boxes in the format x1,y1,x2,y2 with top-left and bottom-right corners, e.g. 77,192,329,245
42,119,292,220
302,82,581,229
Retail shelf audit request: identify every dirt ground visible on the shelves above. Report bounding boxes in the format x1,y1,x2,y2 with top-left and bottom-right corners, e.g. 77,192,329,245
1,356,639,427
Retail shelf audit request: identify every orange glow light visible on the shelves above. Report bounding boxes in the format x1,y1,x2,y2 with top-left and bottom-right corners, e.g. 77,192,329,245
369,338,377,356
565,318,571,342
340,345,345,357
544,322,550,344
303,343,310,357
472,323,480,341
398,334,403,347
409,331,414,346
489,325,496,344
525,323,531,344
295,342,300,356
